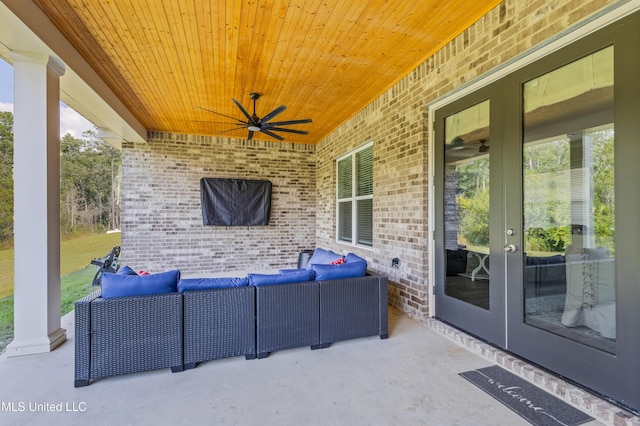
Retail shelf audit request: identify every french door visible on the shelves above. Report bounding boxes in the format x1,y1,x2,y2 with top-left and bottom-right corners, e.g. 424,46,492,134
434,86,506,347
434,11,640,411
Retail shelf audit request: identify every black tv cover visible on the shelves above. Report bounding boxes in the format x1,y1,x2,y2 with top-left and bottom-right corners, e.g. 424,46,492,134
200,178,272,226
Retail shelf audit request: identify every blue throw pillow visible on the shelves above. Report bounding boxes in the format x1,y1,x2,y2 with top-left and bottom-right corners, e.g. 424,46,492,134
312,261,367,281
177,277,249,292
101,269,180,298
345,253,367,265
116,265,138,276
305,248,344,270
248,269,315,286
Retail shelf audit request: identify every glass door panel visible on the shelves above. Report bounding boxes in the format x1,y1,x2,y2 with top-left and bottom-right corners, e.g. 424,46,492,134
436,90,505,347
443,100,491,309
521,46,616,353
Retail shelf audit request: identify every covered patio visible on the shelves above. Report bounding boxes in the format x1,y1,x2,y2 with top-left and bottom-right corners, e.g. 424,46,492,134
2,0,640,424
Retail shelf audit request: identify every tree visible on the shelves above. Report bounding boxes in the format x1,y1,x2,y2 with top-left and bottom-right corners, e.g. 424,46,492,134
60,131,121,235
457,189,490,246
592,132,615,252
455,158,490,247
0,114,122,244
0,112,13,244
522,131,615,253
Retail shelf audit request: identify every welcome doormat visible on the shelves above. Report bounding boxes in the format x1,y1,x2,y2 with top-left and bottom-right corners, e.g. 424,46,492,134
459,366,594,426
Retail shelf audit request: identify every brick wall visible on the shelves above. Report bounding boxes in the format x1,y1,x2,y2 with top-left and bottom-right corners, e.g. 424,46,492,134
121,132,316,275
314,0,615,321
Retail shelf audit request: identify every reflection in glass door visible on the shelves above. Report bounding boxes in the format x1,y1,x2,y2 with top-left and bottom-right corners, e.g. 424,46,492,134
521,46,616,354
443,100,491,310
436,12,640,409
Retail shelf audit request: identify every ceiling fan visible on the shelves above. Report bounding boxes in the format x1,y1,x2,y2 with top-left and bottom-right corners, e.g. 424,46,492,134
197,93,312,141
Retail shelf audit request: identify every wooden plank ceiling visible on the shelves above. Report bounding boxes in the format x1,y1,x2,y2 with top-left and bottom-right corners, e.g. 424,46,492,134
33,0,500,143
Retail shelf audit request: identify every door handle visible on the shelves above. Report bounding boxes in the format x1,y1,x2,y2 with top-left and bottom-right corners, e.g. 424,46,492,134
503,244,517,253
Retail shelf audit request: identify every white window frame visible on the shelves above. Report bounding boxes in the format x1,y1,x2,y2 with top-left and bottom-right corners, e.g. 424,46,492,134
336,141,373,249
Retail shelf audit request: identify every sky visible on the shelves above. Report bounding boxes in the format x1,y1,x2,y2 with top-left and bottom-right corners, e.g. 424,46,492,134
0,58,95,138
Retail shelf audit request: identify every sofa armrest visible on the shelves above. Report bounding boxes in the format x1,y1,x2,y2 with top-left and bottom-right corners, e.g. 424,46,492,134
76,292,183,386
377,274,389,339
74,289,102,387
319,273,389,347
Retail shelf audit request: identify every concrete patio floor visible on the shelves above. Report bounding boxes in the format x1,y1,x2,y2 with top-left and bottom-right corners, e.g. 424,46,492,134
0,307,635,426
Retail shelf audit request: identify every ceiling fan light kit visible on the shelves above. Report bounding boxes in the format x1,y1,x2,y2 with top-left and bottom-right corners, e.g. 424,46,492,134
198,92,312,141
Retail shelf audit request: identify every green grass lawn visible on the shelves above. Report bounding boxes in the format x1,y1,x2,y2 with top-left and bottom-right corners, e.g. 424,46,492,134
0,232,121,298
0,232,121,353
0,295,13,353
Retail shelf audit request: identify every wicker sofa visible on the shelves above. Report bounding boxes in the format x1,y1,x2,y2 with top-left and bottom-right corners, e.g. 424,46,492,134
75,251,388,386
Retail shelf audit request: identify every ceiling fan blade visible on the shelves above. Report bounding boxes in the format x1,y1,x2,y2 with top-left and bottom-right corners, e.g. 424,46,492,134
259,105,287,124
232,99,255,123
217,127,247,134
260,128,285,141
193,120,246,125
267,118,312,126
267,127,309,135
195,106,245,123
247,130,254,141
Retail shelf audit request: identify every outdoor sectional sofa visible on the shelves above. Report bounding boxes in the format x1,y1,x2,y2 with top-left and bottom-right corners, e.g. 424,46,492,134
74,249,389,387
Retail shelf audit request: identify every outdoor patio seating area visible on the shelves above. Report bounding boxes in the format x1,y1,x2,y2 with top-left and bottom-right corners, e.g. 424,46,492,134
2,306,634,425
3,1,640,419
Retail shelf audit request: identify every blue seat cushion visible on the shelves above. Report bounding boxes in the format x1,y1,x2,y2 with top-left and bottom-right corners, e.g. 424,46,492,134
248,269,315,286
101,269,180,298
178,277,249,292
304,248,344,270
312,260,367,281
278,268,310,274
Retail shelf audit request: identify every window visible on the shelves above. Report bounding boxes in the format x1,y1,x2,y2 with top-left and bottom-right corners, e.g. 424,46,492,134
337,142,373,247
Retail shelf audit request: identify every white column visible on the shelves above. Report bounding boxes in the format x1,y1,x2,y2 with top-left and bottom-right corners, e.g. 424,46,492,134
6,52,66,356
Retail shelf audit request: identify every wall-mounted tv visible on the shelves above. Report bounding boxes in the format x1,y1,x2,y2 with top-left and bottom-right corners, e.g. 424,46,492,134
200,178,272,226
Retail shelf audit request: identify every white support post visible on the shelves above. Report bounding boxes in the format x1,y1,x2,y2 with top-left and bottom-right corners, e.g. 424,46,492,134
6,52,67,356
